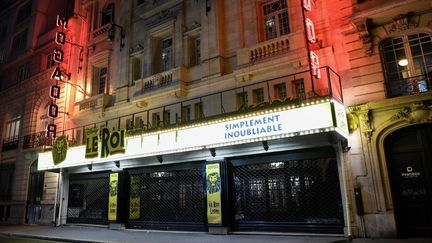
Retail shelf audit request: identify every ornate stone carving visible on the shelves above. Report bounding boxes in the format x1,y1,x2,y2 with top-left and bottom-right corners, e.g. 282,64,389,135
389,14,418,33
348,105,374,141
351,18,373,56
391,103,432,123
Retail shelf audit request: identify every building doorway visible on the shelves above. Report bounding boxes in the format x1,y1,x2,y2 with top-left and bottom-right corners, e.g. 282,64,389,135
385,124,432,237
26,161,44,224
228,148,345,234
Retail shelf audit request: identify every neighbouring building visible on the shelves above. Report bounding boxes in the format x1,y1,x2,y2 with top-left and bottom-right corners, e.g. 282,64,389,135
0,0,430,239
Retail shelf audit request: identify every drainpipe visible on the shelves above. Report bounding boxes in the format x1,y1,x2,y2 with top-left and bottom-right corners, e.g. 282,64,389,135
52,172,59,226
56,169,64,226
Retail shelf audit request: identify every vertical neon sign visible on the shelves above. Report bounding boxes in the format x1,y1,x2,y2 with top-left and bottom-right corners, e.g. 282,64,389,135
302,0,320,80
47,14,69,138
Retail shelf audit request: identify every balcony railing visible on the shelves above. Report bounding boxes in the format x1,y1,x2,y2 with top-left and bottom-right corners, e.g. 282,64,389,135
90,23,112,43
22,131,53,149
1,137,19,151
386,74,432,97
237,35,292,66
132,67,187,99
23,66,342,149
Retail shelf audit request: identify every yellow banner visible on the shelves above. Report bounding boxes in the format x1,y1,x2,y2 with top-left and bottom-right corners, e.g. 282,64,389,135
206,163,222,224
129,176,140,220
108,173,119,221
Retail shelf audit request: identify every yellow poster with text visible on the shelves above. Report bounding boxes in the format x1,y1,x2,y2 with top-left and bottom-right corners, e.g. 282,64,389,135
206,163,222,224
108,173,118,221
129,176,140,220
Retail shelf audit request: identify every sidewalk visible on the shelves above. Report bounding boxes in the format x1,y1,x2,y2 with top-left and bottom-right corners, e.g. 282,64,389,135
0,224,431,243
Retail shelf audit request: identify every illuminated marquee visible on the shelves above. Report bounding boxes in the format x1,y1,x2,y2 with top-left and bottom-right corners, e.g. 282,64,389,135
38,101,348,171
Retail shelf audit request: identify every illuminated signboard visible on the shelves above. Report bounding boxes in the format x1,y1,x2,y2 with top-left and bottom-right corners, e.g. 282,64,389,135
303,0,320,79
85,127,126,158
310,51,321,79
46,13,69,138
38,101,347,170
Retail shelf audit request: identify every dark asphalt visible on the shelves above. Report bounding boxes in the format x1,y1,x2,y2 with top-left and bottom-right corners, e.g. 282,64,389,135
0,225,431,243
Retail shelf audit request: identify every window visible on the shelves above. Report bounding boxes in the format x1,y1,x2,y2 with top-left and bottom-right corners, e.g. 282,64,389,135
274,83,287,100
163,110,171,126
98,67,107,94
253,88,265,104
132,57,142,81
294,79,305,99
190,36,201,66
182,105,191,122
237,91,248,108
46,53,56,69
3,115,21,149
381,33,432,97
152,113,161,127
0,163,14,200
161,37,173,72
101,3,115,26
15,2,32,25
194,102,203,119
262,0,290,40
16,64,28,83
12,30,28,53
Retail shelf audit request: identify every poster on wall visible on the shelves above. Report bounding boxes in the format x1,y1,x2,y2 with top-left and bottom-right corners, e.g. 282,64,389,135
206,163,222,224
108,173,118,221
129,176,140,220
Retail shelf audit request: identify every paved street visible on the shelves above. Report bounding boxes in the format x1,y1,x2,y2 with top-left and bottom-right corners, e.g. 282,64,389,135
0,225,431,243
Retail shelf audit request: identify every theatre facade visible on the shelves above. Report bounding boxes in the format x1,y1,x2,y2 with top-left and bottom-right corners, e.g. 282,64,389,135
38,89,350,233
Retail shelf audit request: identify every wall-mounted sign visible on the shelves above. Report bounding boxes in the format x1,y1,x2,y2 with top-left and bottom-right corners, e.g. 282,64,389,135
85,128,99,158
310,51,321,79
48,104,59,118
85,127,125,159
206,163,222,224
53,49,64,63
38,101,347,170
303,0,311,11
50,85,61,99
305,18,316,43
401,166,421,178
47,124,56,137
52,135,68,165
46,13,69,138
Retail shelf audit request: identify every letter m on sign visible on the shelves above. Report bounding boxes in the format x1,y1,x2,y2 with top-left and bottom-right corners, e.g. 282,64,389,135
56,14,68,28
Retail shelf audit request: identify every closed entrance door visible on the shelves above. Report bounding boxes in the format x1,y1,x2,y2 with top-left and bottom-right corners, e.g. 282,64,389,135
385,124,432,237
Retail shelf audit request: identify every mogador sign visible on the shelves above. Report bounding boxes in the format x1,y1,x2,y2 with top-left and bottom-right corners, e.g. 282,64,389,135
38,100,346,170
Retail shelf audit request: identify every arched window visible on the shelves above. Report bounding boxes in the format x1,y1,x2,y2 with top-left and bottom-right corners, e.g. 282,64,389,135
101,3,115,26
380,32,432,97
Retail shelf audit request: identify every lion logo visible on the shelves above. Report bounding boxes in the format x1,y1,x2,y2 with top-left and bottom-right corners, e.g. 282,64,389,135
52,135,67,165
206,172,221,194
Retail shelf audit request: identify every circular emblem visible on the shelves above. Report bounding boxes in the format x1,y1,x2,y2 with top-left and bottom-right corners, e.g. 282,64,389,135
406,166,413,173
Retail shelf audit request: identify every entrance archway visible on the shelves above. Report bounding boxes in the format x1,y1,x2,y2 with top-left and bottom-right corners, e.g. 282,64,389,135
385,124,432,237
